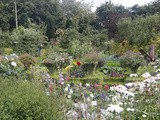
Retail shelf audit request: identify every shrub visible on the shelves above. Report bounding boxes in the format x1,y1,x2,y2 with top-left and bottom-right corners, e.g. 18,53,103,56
43,50,70,72
136,65,155,75
19,54,36,69
10,26,48,54
0,79,64,120
117,14,160,46
67,40,93,58
119,51,146,73
0,31,12,49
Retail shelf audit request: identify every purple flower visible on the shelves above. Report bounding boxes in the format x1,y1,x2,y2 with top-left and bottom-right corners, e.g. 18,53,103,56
59,71,64,84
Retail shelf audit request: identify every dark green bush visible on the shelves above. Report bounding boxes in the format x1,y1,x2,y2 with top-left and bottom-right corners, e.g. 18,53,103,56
0,79,63,120
119,51,146,72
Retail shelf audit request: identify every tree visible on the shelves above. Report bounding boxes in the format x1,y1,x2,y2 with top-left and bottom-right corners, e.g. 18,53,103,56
96,1,130,38
117,14,160,46
0,0,63,39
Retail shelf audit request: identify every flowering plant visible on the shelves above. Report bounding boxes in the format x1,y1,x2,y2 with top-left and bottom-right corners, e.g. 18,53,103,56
0,55,24,78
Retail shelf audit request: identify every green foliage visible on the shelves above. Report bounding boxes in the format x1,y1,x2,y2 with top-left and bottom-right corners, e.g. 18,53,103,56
0,79,63,120
0,31,12,49
117,14,160,46
60,28,80,49
0,0,63,38
119,51,146,72
105,60,120,67
136,65,155,75
100,66,124,75
100,60,124,77
68,40,93,58
68,70,125,85
10,26,47,54
60,28,108,58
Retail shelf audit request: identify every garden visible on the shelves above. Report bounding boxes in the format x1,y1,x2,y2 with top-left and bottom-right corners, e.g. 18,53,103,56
0,0,160,120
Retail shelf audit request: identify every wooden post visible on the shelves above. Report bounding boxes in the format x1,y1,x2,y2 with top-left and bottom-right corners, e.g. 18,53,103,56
14,1,18,29
148,44,155,62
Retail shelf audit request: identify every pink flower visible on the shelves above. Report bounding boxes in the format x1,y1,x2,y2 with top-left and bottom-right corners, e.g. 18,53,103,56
65,76,70,81
94,84,100,88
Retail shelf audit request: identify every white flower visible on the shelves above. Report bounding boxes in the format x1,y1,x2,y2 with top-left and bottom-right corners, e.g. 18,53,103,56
46,92,50,96
127,108,135,112
112,93,121,103
73,103,79,108
142,114,147,118
101,109,113,118
69,89,73,94
87,97,90,101
64,87,68,92
79,83,82,87
61,82,64,85
110,85,127,92
66,110,78,119
107,104,124,114
121,91,135,98
11,61,17,67
90,94,94,98
142,72,151,78
91,101,97,106
67,95,71,99
130,74,138,77
86,83,90,87
156,74,160,79
80,103,87,111
125,83,136,87
4,57,8,60
156,69,160,72
143,78,157,84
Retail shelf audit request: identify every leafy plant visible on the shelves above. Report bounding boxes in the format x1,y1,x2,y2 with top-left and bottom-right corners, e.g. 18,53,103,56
0,79,64,120
136,65,155,75
119,51,146,73
100,60,124,77
10,26,47,54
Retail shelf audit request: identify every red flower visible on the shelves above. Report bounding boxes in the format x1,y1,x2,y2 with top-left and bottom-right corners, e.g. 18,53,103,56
104,85,109,90
76,61,81,66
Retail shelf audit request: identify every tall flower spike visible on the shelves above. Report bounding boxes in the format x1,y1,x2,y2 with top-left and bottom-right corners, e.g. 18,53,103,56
59,71,64,85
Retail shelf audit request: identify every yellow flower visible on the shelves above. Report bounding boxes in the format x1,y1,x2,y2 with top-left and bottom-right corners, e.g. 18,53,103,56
72,61,77,66
64,65,74,72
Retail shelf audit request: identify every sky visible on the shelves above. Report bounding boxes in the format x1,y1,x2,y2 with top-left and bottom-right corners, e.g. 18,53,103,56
78,0,154,12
